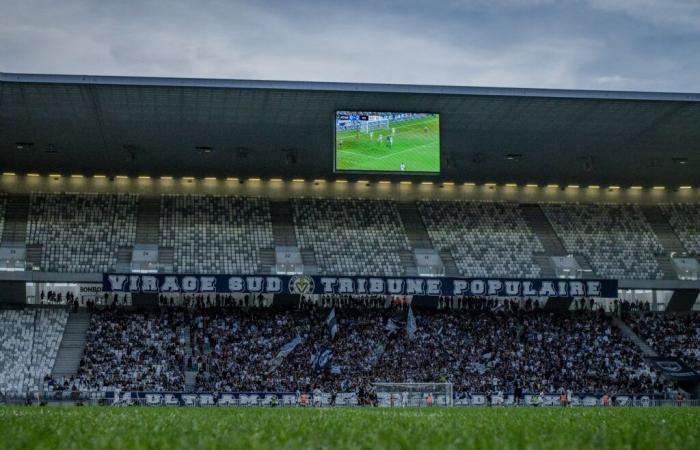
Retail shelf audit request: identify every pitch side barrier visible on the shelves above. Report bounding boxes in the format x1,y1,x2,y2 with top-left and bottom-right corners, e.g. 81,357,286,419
8,391,697,407
89,391,689,407
103,274,618,298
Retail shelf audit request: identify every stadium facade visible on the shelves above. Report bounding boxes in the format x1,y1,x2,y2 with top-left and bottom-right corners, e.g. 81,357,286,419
0,73,699,405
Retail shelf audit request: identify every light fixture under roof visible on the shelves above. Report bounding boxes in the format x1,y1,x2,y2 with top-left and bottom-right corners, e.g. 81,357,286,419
505,153,522,161
196,146,214,153
15,142,34,150
672,157,688,165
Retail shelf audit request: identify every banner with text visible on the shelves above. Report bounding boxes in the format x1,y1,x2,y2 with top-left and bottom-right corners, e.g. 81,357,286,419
103,274,618,298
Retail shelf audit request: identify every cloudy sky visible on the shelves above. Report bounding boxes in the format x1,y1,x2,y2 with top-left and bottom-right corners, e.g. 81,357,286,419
1,0,698,92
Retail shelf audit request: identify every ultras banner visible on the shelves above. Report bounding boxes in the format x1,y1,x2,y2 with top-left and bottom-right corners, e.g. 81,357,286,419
644,357,700,381
103,274,618,298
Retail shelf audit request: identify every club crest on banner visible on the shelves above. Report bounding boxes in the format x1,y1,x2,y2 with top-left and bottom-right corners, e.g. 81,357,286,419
657,360,683,372
288,275,315,295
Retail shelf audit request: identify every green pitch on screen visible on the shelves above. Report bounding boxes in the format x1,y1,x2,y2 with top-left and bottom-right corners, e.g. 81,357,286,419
335,115,440,173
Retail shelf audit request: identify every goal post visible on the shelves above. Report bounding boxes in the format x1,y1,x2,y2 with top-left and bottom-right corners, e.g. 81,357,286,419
359,117,390,133
373,382,453,407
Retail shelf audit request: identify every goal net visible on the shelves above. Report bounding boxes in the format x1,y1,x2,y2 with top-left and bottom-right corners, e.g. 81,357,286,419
359,117,390,133
373,382,453,407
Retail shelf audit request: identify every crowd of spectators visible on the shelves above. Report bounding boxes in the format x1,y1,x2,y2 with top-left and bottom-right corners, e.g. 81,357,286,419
50,309,187,393
47,300,679,396
630,312,700,371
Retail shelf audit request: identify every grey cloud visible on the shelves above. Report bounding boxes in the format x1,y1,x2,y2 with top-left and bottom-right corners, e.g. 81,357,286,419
0,0,698,92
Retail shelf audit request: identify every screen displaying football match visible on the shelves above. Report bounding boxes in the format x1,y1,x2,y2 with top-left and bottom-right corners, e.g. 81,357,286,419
334,111,440,173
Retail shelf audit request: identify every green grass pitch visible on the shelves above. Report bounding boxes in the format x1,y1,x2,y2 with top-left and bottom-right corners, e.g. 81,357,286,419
1,406,698,450
335,115,440,173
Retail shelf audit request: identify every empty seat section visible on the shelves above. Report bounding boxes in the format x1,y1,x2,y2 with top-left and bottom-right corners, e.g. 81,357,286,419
418,201,544,278
26,193,138,272
0,308,68,395
159,195,273,274
292,198,410,276
542,203,664,280
659,204,700,255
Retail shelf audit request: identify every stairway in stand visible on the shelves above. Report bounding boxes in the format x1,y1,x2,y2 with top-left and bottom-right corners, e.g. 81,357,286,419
51,310,91,379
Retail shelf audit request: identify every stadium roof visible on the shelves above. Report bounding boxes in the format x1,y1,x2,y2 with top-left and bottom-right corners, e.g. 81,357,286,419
1,72,699,186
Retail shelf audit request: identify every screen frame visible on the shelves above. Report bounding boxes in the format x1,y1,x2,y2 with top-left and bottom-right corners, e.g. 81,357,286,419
333,110,442,176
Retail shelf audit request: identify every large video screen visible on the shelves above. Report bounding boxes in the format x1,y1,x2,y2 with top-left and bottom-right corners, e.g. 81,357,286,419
335,111,440,173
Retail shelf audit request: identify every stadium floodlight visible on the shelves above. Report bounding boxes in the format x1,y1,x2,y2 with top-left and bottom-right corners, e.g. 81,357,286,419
373,382,453,407
484,182,496,187
335,179,348,183
93,175,106,179
505,183,517,187
378,180,391,184
292,178,305,182
464,182,476,186
49,173,62,178
400,181,412,185
442,181,454,186
546,184,559,189
679,185,692,190
630,185,643,190
115,175,128,179
421,181,434,185
587,185,600,189
269,178,283,182
526,183,538,187
248,177,261,181
652,186,665,190
567,184,579,189
27,173,40,177
160,176,173,180
226,177,238,181
71,174,84,178
2,172,16,176
204,177,217,181
138,175,151,180
608,185,620,190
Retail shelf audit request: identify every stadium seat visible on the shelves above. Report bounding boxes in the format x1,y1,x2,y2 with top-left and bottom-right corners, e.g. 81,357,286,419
0,308,68,395
417,200,544,278
159,195,273,274
292,198,410,276
659,204,700,256
541,203,664,280
26,193,138,272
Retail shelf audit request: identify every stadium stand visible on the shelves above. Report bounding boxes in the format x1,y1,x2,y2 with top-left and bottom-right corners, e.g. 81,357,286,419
292,198,410,276
0,193,6,241
418,201,544,278
630,313,700,371
39,302,671,396
659,204,700,255
541,203,665,280
26,193,138,272
0,308,67,395
71,309,186,392
160,195,273,274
